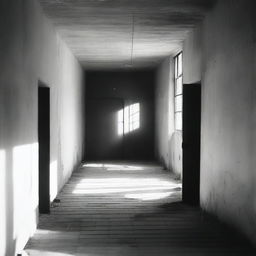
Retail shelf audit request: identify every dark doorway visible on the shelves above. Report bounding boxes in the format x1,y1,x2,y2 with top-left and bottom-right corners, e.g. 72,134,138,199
86,98,124,160
38,84,50,213
182,83,201,206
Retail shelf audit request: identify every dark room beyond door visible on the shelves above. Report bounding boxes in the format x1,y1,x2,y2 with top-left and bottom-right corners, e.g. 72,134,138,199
38,84,50,213
182,83,201,206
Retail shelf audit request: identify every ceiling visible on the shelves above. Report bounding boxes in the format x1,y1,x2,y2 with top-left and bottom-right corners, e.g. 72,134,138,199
39,0,215,70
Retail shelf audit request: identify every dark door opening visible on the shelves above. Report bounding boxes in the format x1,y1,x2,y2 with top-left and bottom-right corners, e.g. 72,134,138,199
38,84,50,213
182,83,201,206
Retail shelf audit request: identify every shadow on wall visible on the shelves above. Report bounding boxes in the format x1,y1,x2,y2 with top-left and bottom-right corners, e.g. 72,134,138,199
0,143,59,255
158,131,182,178
170,131,182,177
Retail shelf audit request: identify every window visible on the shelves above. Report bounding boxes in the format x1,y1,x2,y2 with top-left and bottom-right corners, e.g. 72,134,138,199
174,52,183,131
118,103,140,135
129,103,140,132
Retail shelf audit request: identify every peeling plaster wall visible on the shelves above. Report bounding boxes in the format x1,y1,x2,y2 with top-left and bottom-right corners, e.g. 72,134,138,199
183,26,202,85
200,0,255,243
155,57,182,176
156,0,256,244
183,0,256,244
0,0,85,255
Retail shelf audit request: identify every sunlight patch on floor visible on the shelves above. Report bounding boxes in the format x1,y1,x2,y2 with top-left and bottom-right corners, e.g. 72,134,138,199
25,250,74,256
72,176,181,200
82,163,144,171
125,192,174,201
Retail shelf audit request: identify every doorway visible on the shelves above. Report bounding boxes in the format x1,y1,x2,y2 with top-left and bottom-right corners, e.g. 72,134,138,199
38,84,50,213
182,83,201,206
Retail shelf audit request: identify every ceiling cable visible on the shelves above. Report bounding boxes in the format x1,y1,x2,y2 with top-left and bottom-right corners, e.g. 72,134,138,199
130,14,135,66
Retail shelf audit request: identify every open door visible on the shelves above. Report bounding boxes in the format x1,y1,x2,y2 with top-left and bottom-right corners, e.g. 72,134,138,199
38,84,50,213
182,83,201,206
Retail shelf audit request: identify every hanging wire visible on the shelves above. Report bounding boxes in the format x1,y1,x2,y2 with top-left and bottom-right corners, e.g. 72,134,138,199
130,14,135,66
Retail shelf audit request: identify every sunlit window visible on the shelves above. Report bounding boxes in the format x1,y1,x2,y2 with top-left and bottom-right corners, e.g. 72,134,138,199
174,52,183,131
129,103,140,131
118,110,124,135
118,103,140,135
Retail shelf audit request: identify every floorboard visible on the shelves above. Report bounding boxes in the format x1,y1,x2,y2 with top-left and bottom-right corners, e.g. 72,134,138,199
25,161,255,255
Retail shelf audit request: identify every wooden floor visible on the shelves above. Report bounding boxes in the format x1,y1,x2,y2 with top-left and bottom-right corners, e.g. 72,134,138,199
25,162,255,255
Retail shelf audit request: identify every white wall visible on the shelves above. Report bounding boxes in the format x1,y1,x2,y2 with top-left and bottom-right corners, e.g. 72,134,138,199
155,0,256,245
183,0,256,244
155,57,182,176
201,0,255,243
183,26,202,85
0,0,85,255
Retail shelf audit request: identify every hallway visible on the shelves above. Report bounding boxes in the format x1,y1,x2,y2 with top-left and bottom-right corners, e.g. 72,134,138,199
25,162,255,256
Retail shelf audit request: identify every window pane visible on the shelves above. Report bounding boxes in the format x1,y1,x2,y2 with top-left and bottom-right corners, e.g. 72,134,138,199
175,112,182,131
175,77,182,95
124,106,129,133
174,57,178,78
130,121,133,131
133,103,140,113
117,109,124,135
133,121,140,130
178,53,182,76
175,95,182,112
132,113,139,122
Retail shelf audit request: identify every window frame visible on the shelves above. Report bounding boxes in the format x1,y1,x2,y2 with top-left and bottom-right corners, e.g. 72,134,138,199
174,52,183,131
119,103,140,135
129,103,140,132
